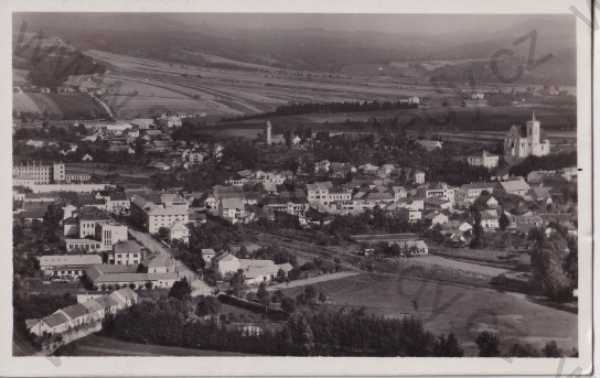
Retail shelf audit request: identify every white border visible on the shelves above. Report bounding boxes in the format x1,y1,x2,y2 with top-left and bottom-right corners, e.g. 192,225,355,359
0,0,593,376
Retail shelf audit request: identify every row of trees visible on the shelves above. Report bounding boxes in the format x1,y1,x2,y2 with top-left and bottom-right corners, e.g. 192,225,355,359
529,227,577,301
226,100,418,121
102,294,465,356
475,331,575,357
509,152,577,177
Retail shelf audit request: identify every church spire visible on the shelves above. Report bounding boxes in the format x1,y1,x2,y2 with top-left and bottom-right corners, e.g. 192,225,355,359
532,111,536,121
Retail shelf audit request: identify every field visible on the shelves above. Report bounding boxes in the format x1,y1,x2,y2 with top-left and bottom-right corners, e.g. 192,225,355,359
66,335,250,356
13,92,110,119
281,273,577,356
87,49,510,119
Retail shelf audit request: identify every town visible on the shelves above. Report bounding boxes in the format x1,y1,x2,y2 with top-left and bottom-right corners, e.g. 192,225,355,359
11,12,579,359
13,105,578,357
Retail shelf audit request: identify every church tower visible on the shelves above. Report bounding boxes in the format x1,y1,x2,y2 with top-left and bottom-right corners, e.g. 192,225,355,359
526,111,540,146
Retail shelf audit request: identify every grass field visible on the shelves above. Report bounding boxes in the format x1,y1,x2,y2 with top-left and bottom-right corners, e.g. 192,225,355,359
67,335,250,356
13,92,110,119
281,273,577,356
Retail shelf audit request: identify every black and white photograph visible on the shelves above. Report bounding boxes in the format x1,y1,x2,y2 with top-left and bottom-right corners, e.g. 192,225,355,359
2,0,595,376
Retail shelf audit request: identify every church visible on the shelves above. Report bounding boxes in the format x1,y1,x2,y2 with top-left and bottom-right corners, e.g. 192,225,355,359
504,112,550,161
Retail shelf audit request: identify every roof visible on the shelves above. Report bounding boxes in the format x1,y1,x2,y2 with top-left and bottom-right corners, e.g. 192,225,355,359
215,253,238,264
39,254,102,268
306,181,333,192
20,207,47,219
115,287,138,302
43,312,70,328
148,253,174,268
109,191,128,201
95,295,121,308
61,303,90,319
462,182,496,190
79,206,110,221
221,197,244,210
114,240,144,255
500,178,530,193
86,264,136,281
201,248,216,255
80,299,104,313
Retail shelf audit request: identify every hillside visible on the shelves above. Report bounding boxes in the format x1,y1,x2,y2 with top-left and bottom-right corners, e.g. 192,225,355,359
13,13,576,85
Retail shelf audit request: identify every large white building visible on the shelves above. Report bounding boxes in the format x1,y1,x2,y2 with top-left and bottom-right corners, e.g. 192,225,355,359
467,150,500,169
504,112,550,161
131,194,190,234
13,162,65,184
306,181,352,207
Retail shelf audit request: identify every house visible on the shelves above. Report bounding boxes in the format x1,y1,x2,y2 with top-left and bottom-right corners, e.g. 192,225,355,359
147,254,176,274
480,211,500,231
314,160,331,174
59,303,91,328
81,154,94,162
414,170,426,184
416,139,443,152
428,212,449,226
424,182,456,204
86,264,178,290
169,222,190,244
486,196,499,209
201,248,217,265
38,254,102,280
500,177,531,197
529,185,552,203
110,240,144,266
131,194,189,234
63,204,77,221
425,197,453,211
359,163,379,175
467,150,500,169
27,312,70,336
392,186,407,202
458,182,497,205
215,253,241,276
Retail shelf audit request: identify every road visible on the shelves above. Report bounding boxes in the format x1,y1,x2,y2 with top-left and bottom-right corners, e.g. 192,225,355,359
128,228,197,281
261,271,360,292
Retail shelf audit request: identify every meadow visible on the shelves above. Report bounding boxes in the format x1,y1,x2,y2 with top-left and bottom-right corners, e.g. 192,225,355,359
281,273,577,356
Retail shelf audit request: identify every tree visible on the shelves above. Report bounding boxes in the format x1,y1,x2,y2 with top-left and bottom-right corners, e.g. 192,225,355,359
433,333,463,357
281,297,296,313
542,340,562,357
257,282,270,307
195,296,222,317
508,343,540,357
530,232,573,300
499,212,509,231
318,291,327,303
158,227,170,240
303,285,317,304
276,268,286,282
287,313,315,355
168,278,191,301
476,331,500,357
229,269,245,297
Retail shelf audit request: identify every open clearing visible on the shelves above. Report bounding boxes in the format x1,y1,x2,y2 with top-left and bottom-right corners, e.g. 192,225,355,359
281,273,577,356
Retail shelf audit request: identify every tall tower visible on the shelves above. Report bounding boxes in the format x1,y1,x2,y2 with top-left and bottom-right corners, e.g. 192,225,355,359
266,120,272,145
526,111,540,146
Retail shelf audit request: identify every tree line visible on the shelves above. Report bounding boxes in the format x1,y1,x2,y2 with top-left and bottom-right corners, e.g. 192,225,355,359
224,100,418,121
